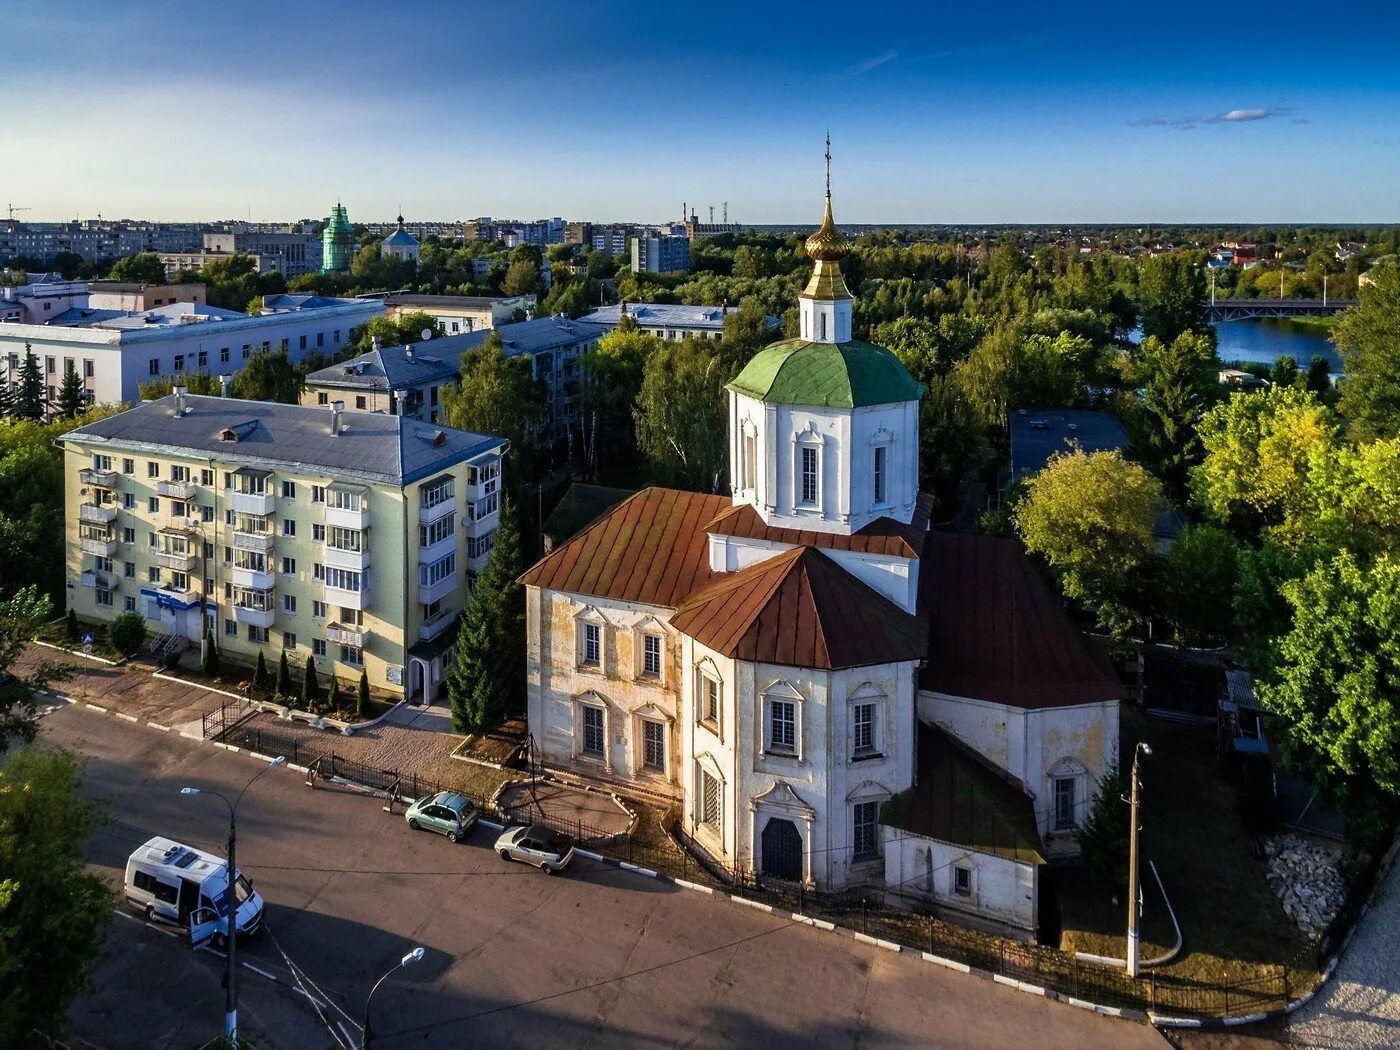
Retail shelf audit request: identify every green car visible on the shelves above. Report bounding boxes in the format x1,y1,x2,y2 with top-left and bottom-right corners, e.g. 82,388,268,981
405,791,479,843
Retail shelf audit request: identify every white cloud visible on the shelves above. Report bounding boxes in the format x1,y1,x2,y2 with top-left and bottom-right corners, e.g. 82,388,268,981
849,49,898,76
1129,106,1293,131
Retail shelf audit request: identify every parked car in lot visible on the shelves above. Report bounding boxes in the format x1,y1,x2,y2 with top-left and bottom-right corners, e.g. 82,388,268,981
405,791,479,843
494,825,575,873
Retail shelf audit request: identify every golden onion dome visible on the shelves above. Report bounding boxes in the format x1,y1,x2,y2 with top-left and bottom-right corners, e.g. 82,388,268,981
804,193,848,262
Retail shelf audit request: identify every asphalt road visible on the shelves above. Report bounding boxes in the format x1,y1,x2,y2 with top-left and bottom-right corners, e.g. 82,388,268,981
47,703,1168,1050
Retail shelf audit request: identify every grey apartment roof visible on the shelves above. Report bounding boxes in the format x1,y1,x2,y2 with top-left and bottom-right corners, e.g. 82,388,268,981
1008,408,1131,483
47,303,246,329
385,293,524,311
579,302,780,331
305,316,608,393
64,394,505,487
261,293,359,312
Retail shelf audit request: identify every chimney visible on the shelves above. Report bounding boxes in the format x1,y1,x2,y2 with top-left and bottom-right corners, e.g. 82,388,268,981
722,297,729,315
172,385,187,415
404,343,414,361
392,389,407,416
218,374,231,397
329,400,344,434
371,335,382,352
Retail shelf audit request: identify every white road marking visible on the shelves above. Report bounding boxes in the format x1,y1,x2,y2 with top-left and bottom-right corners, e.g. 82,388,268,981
242,962,280,981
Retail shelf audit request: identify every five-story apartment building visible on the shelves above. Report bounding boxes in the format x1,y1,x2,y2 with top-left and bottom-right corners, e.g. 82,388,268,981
62,391,506,702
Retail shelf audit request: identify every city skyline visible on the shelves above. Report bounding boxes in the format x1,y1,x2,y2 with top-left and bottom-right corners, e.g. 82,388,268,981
6,0,1400,224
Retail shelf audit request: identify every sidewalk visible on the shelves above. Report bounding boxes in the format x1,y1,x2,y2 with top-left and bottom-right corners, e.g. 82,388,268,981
18,642,227,731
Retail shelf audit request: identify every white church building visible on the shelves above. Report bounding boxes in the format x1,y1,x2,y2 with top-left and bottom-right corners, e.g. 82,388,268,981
522,182,1122,941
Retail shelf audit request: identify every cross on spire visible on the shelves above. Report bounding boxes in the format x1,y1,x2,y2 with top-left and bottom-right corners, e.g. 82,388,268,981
824,131,831,199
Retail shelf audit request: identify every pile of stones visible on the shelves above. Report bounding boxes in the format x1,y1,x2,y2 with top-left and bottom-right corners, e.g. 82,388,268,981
1265,834,1348,941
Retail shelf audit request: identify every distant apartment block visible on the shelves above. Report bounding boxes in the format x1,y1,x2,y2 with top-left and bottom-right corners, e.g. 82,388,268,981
0,295,383,407
62,393,506,700
579,301,780,341
302,314,606,440
203,231,323,276
630,233,690,274
382,293,535,335
1,221,205,263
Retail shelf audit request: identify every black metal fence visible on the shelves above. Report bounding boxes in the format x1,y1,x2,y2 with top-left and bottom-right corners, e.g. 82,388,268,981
208,707,1319,1019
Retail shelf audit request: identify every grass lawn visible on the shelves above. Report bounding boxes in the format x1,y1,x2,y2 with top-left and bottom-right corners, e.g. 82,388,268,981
1058,704,1317,988
34,618,124,662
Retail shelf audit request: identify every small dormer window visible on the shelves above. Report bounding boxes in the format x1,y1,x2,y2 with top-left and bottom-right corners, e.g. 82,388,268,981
873,445,887,505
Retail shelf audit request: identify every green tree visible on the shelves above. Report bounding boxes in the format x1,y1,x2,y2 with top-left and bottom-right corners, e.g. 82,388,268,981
326,674,341,713
275,651,292,699
0,744,116,1043
230,349,302,404
1258,551,1400,796
55,361,86,418
919,374,990,515
446,499,525,733
579,327,658,477
0,587,70,749
1016,449,1162,636
300,655,320,709
1270,355,1302,388
441,334,547,478
1160,524,1238,646
1076,764,1128,893
107,610,147,657
10,345,44,421
65,607,79,642
253,650,270,691
201,630,220,677
1334,259,1400,439
138,371,223,400
1135,331,1218,497
346,312,445,357
634,337,728,491
1306,355,1332,395
357,670,371,720
107,252,168,284
1137,253,1207,343
501,257,541,298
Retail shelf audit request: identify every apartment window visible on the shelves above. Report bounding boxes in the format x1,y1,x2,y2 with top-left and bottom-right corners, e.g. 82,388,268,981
311,485,326,504
282,519,296,537
419,514,454,548
283,594,297,615
122,493,134,510
282,557,296,576
1054,777,1077,831
146,497,158,514
312,523,325,542
148,358,159,376
325,567,360,592
340,645,363,665
124,596,136,612
580,622,601,667
317,332,324,348
317,392,328,405
95,556,113,573
467,531,495,560
278,480,294,499
853,801,880,861
299,335,307,350
169,500,187,519
953,865,973,897
223,618,237,637
122,525,135,543
197,350,208,369
148,532,158,549
852,703,877,757
170,465,190,483
698,769,722,832
121,458,134,475
767,698,796,755
201,469,213,486
420,476,454,510
642,634,662,677
799,446,818,505
220,347,230,364
283,632,297,650
123,560,135,578
168,571,188,591
642,720,665,772
173,354,185,373
312,638,327,658
314,563,325,581
581,705,604,757
96,589,113,607
84,359,94,379
247,625,268,644
873,445,887,505
419,553,456,588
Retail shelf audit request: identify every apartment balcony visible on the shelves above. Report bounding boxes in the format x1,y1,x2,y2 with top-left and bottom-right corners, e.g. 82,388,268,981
232,603,275,629
80,569,115,590
418,495,455,526
79,467,119,488
78,503,118,525
418,533,455,565
324,503,369,531
324,545,370,573
79,535,118,557
230,490,276,516
155,549,199,572
156,479,197,500
418,571,458,607
325,622,367,648
232,530,275,553
324,579,368,612
418,608,456,643
231,564,276,591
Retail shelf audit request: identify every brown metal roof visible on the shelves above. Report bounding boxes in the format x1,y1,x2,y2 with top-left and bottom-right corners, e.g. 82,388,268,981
520,487,730,608
706,492,934,559
919,532,1125,709
672,546,926,670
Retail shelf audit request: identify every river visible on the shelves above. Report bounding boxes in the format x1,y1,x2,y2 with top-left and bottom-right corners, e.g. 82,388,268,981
1213,317,1343,374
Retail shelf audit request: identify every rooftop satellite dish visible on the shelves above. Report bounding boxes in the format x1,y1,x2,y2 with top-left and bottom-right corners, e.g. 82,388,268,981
421,328,432,341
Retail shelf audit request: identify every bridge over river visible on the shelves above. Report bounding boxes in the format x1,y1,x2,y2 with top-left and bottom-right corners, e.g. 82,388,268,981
1204,298,1355,322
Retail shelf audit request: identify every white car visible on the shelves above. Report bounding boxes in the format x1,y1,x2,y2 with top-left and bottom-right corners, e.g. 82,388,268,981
493,825,575,874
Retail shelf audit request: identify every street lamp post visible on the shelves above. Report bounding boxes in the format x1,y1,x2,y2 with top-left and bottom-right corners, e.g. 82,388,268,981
1126,742,1152,978
364,946,425,1049
181,754,286,1042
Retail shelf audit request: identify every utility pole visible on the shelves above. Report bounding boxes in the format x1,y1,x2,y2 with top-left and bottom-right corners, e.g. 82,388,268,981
1126,741,1152,978
1323,273,1328,307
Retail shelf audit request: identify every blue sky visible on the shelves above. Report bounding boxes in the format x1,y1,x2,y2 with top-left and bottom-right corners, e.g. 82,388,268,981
7,1,1400,223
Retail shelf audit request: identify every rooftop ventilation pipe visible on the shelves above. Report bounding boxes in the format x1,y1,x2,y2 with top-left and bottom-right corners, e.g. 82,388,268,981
172,385,187,415
330,400,344,434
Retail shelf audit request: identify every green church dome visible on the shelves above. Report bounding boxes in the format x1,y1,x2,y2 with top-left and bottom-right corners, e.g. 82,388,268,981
727,338,924,409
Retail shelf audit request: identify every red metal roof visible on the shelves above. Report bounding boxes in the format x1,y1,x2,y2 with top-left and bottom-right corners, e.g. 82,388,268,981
705,493,933,559
919,532,1124,709
520,487,730,607
672,546,926,670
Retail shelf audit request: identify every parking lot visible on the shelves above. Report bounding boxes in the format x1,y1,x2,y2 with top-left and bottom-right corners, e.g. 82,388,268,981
49,703,1166,1049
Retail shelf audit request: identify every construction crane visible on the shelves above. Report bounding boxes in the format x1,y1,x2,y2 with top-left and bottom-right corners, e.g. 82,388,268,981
6,204,30,231
723,201,728,224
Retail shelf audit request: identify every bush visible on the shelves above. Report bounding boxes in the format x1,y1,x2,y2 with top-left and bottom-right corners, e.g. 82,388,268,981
1077,764,1129,893
299,656,320,709
327,675,341,713
161,650,181,670
65,608,79,641
275,651,292,700
357,671,370,720
200,630,219,676
107,612,147,657
253,651,270,691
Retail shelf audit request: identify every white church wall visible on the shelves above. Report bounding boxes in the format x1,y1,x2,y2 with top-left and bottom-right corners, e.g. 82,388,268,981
881,829,1038,939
